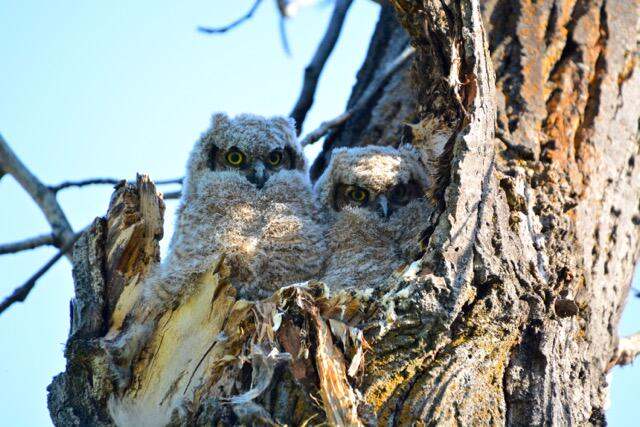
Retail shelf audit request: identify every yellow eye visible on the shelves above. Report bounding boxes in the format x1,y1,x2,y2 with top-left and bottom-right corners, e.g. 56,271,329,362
347,186,369,204
225,150,245,167
267,150,283,167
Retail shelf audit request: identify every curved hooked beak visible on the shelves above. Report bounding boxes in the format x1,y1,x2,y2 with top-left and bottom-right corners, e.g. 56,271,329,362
248,161,267,189
376,195,390,219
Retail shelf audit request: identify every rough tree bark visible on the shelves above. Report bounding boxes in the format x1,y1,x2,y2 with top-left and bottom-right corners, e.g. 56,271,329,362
48,0,640,426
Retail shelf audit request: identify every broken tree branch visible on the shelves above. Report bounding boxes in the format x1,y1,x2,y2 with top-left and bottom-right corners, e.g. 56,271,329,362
0,133,74,248
290,0,354,133
0,228,84,316
198,0,264,34
612,332,640,367
300,45,414,147
0,233,55,255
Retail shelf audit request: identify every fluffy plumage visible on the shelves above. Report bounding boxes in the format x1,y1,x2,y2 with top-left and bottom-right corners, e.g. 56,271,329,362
106,113,326,398
163,112,324,301
315,145,435,290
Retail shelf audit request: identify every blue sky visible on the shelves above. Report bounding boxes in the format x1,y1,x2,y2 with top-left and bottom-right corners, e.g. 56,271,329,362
0,1,637,426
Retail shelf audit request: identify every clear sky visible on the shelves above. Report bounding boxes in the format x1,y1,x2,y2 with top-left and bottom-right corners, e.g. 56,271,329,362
0,1,637,426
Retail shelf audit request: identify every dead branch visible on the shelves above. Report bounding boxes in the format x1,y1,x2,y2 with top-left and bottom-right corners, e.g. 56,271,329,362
300,46,414,147
0,228,84,315
198,0,264,34
0,233,55,255
0,133,74,248
50,177,182,192
290,0,354,134
611,332,640,367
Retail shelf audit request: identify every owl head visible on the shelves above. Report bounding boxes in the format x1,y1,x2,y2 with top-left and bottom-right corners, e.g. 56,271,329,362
315,145,431,220
184,113,305,196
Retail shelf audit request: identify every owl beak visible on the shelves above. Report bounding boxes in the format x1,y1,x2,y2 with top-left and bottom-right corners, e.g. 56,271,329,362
377,196,390,219
249,161,267,189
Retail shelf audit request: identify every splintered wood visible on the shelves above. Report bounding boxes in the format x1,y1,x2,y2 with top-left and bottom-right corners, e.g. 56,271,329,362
109,258,371,425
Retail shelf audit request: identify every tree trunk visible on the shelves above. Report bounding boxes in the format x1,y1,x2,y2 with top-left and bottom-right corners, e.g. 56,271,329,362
48,1,640,425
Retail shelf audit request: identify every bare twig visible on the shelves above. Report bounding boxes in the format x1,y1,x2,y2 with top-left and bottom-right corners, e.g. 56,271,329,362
198,0,264,34
0,133,74,248
300,46,415,147
50,178,123,192
0,233,55,255
0,229,84,316
611,332,640,367
278,14,292,56
290,0,354,133
155,177,183,186
50,177,182,192
163,190,182,200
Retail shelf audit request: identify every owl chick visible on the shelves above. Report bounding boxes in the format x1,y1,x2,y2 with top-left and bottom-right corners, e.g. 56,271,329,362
162,112,325,300
106,113,326,388
314,145,435,290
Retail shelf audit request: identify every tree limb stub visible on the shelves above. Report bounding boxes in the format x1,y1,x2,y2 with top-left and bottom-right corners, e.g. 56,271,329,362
47,175,165,426
290,0,354,134
611,332,640,368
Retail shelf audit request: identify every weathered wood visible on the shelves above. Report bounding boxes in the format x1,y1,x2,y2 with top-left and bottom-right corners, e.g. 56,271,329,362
314,0,640,423
481,1,640,424
105,176,164,331
48,175,165,426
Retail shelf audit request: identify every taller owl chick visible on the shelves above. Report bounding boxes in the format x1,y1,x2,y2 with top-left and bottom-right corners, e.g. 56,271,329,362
315,145,436,290
106,113,326,390
162,112,326,301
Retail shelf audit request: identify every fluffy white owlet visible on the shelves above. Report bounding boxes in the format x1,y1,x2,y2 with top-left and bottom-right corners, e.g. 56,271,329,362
106,113,326,386
314,145,436,290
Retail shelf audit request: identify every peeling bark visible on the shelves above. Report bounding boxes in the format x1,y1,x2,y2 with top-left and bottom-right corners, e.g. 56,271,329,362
48,1,640,426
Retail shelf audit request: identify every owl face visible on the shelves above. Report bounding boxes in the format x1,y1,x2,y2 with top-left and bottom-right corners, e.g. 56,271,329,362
332,179,423,219
316,145,431,220
209,144,298,189
186,113,306,192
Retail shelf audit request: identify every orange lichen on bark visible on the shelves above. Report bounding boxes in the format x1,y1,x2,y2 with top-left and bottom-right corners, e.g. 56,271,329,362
542,2,605,193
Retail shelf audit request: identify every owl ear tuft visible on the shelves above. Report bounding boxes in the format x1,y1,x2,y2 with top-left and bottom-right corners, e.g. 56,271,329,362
210,112,231,130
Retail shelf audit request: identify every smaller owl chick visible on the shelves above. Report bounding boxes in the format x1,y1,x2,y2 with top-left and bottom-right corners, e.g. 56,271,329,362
315,145,436,290
105,113,326,391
